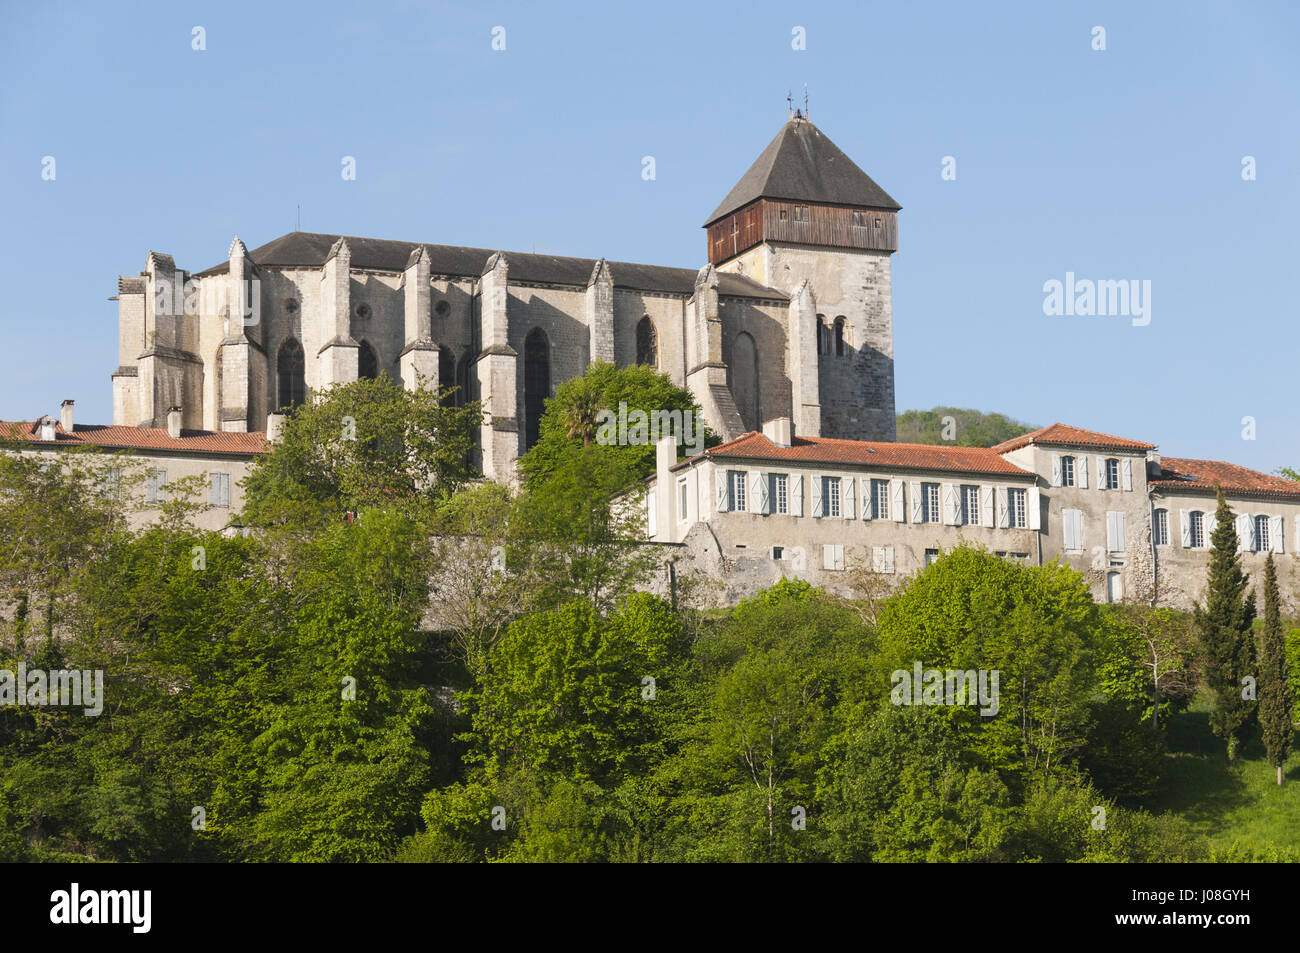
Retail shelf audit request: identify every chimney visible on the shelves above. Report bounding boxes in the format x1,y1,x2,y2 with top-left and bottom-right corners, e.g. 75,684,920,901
1146,453,1162,480
166,406,182,440
60,399,74,433
762,417,792,448
266,412,285,444
38,416,57,442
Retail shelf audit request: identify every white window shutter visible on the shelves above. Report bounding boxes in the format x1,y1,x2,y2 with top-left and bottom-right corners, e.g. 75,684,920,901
750,471,768,515
1051,454,1062,487
1121,458,1133,491
943,483,959,525
872,546,885,573
715,469,730,512
1107,512,1126,553
790,474,803,517
980,486,994,527
1096,456,1106,489
1205,510,1217,541
1247,514,1258,551
859,477,872,520
1065,509,1083,552
1180,510,1190,547
1271,515,1284,554
811,475,824,518
891,480,906,523
884,546,895,574
1028,487,1041,530
1078,456,1088,489
843,475,856,520
647,492,658,536
910,481,923,522
997,488,1010,528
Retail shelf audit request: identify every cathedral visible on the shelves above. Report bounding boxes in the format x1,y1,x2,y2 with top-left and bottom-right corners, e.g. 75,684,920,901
108,112,900,481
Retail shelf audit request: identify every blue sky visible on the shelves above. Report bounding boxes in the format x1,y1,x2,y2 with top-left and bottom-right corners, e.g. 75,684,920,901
1,0,1296,471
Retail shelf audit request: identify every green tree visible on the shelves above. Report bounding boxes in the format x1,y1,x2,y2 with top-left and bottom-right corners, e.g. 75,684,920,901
511,445,658,611
894,407,1035,447
0,447,137,648
466,594,684,787
1258,554,1293,785
240,373,481,528
874,546,1100,785
1196,490,1257,762
520,362,711,486
668,581,872,862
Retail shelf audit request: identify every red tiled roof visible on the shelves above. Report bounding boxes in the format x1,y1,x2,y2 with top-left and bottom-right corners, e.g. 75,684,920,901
688,431,1034,476
991,422,1155,454
1150,457,1300,500
0,420,269,455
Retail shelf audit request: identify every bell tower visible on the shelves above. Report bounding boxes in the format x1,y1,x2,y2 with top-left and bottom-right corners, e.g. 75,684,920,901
704,113,901,441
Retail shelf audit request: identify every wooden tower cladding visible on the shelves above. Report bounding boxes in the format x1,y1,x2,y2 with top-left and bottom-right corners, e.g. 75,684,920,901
706,198,899,265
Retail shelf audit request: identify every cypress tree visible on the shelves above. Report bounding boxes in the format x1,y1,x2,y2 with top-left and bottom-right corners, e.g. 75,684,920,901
1195,489,1257,762
1259,554,1293,785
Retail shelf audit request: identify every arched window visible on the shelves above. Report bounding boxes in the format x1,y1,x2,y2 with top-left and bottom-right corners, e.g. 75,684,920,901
834,317,846,357
816,314,827,355
358,340,379,379
524,328,550,450
439,346,455,400
456,351,474,409
636,316,658,367
728,331,759,432
276,338,306,412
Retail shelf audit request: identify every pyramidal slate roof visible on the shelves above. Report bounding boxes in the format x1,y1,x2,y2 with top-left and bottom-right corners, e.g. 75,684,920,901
191,232,785,300
705,117,901,226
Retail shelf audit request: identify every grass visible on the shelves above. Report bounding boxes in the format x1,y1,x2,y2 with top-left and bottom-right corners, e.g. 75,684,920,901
1143,690,1300,854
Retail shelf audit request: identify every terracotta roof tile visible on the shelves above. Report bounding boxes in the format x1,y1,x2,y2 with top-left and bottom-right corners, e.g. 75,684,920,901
1150,457,1300,500
690,431,1034,476
0,420,268,455
991,422,1155,454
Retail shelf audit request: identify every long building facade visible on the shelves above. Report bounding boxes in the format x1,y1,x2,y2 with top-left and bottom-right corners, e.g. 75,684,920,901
646,420,1300,613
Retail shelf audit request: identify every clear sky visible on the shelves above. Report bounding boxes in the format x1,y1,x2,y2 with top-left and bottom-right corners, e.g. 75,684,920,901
1,0,1296,471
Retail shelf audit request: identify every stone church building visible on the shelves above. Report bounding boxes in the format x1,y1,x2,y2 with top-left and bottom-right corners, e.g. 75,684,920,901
109,113,900,482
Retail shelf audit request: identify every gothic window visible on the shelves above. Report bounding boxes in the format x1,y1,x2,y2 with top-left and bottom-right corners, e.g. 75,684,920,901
358,340,379,379
276,338,306,412
524,328,550,450
439,346,455,400
456,350,474,408
816,314,828,355
833,317,846,357
728,331,759,432
636,316,658,368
